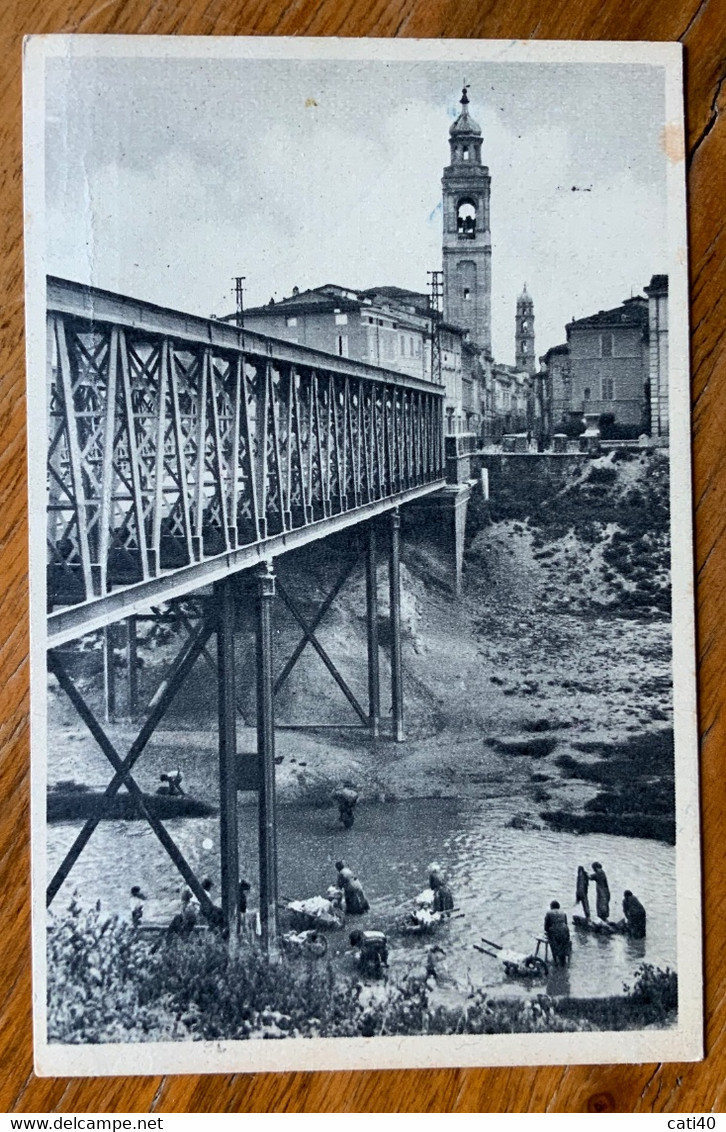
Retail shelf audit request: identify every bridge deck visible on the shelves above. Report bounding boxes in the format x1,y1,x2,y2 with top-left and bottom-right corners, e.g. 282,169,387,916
45,278,445,645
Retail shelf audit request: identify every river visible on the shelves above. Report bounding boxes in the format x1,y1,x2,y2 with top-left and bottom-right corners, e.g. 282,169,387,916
48,792,675,1002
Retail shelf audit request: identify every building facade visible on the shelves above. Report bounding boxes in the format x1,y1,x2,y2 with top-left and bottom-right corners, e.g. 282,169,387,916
541,343,571,426
645,274,669,437
228,284,432,382
539,276,669,439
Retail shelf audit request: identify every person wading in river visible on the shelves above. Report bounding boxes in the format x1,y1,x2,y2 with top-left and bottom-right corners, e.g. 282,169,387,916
622,889,647,938
332,786,359,829
335,859,370,915
575,865,591,920
589,862,611,921
430,871,454,915
544,900,572,966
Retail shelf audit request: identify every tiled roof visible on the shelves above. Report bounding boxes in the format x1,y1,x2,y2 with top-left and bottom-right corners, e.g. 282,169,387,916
567,298,648,332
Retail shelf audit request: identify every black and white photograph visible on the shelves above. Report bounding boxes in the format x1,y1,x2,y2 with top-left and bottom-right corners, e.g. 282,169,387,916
23,36,700,1075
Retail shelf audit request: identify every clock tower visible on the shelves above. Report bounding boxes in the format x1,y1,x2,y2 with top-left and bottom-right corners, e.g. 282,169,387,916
442,87,492,356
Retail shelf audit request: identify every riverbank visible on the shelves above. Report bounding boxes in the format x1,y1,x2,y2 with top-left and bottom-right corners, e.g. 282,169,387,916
47,905,678,1044
46,449,674,841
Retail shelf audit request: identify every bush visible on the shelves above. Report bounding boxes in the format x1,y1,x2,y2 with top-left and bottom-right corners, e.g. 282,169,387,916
588,464,617,485
47,899,183,1044
52,903,678,1044
624,965,678,1016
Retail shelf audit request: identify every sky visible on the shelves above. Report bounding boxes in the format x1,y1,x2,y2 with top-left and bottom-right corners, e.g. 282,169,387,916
44,52,669,365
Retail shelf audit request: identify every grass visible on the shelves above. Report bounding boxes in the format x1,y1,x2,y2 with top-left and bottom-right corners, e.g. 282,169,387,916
542,730,675,844
47,902,678,1044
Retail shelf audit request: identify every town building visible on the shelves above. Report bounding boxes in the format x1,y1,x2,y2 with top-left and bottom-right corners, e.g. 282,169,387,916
540,343,571,425
539,276,669,439
645,274,669,438
227,283,432,381
487,363,531,439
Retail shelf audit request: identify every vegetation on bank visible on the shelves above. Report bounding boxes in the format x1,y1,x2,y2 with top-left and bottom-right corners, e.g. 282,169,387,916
48,902,678,1045
468,449,671,617
542,729,676,845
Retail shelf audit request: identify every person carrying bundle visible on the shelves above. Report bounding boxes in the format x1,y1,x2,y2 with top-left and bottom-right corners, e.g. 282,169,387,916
332,785,359,829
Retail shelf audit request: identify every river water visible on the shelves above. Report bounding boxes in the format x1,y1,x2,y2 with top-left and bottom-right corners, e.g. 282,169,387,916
48,792,675,1001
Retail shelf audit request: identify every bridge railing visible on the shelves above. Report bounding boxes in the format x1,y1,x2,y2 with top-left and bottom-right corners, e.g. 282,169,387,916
46,278,445,626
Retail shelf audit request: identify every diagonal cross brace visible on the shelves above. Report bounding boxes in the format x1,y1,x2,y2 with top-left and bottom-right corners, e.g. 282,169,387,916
273,559,357,695
276,576,368,726
46,620,216,916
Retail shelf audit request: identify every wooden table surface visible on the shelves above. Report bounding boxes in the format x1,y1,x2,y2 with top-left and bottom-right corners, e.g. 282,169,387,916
1,0,724,1114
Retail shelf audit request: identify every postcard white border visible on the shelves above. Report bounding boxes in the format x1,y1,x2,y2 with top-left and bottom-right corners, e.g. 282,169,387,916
23,34,701,1077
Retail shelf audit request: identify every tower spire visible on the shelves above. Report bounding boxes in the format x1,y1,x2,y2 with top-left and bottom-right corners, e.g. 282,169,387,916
516,286,536,375
442,87,492,355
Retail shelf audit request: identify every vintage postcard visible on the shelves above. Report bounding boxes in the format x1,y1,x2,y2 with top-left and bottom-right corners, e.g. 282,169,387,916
23,36,701,1075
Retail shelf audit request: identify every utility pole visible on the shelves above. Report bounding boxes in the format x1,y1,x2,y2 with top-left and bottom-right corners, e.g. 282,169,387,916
232,276,246,329
427,270,443,386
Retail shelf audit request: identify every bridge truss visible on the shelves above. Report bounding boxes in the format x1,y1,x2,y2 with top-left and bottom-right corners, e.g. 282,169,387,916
46,277,445,645
42,278,446,951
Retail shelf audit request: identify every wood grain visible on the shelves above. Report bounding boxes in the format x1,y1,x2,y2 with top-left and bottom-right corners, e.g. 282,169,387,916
1,0,724,1113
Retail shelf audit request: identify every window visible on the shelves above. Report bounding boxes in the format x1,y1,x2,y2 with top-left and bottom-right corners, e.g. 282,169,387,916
385,336,395,360
337,335,348,357
522,320,529,331
286,316,298,327
602,377,614,400
409,336,415,356
601,332,613,357
464,287,471,301
456,200,477,238
463,146,470,161
583,386,591,401
335,313,348,326
400,334,405,354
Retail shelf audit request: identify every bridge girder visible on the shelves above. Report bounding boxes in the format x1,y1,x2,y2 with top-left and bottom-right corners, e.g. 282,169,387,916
46,278,445,644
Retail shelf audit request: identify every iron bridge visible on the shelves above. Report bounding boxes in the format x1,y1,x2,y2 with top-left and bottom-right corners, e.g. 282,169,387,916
46,277,446,646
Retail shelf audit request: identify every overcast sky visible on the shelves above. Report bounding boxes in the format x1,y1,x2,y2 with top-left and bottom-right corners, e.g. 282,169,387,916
45,53,669,364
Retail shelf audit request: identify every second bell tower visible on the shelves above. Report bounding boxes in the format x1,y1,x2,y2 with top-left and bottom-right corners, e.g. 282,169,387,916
442,87,492,356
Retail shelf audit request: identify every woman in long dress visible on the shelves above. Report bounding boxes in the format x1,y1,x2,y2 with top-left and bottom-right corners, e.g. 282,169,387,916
575,865,591,919
544,900,571,966
335,859,370,915
589,862,611,921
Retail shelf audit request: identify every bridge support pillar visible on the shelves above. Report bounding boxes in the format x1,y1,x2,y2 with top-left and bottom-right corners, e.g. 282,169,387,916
256,560,279,957
103,624,116,723
127,616,139,720
216,577,240,939
389,509,404,742
366,522,380,738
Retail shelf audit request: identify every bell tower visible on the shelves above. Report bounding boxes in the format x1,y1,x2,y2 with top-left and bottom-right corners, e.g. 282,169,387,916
515,285,536,374
442,86,492,356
